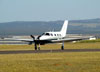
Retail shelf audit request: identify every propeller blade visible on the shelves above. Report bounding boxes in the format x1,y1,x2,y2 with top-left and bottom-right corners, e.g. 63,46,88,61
37,35,41,40
30,35,35,40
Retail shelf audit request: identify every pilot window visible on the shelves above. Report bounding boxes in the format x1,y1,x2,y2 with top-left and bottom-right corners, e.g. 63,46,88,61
45,33,50,36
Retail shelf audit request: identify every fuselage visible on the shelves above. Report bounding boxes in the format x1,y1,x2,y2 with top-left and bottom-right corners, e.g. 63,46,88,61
39,20,68,41
39,32,63,40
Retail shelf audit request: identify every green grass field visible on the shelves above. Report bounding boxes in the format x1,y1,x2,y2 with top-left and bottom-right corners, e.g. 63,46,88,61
0,52,100,72
0,42,100,51
0,41,100,72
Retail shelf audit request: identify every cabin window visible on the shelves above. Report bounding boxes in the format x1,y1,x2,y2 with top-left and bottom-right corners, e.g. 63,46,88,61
51,34,53,36
58,34,61,36
54,34,56,36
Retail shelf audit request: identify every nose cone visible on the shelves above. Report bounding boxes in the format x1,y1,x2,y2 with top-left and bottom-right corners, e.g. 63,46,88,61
39,36,49,40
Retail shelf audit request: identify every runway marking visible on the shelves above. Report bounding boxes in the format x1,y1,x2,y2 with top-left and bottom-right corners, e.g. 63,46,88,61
0,49,100,54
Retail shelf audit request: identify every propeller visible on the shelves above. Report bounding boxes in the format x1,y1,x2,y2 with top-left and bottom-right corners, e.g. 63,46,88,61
37,35,41,40
29,35,35,45
30,35,42,50
29,35,42,45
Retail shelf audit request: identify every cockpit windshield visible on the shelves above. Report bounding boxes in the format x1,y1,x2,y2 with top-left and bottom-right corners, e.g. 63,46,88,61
45,33,50,36
42,33,50,36
42,33,45,35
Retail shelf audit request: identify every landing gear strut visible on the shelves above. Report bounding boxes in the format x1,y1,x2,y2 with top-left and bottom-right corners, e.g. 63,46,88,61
61,42,64,50
34,43,37,50
38,44,40,50
34,43,41,50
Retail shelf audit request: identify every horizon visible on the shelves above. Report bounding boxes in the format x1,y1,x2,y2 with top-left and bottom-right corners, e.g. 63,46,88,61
0,18,100,23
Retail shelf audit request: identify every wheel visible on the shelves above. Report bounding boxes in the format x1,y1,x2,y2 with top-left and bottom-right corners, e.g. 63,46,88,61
35,46,37,50
61,45,64,50
38,47,40,50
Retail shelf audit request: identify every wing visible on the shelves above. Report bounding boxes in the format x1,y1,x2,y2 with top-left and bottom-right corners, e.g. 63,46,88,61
6,37,89,45
7,38,34,42
51,37,89,43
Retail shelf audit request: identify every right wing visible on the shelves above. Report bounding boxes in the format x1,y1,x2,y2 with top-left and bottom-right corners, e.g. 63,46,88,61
7,38,34,42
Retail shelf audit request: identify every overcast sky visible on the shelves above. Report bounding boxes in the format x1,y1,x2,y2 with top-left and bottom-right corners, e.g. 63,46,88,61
0,0,100,23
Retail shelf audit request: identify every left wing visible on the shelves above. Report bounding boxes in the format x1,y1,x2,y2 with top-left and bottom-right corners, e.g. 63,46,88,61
51,37,89,43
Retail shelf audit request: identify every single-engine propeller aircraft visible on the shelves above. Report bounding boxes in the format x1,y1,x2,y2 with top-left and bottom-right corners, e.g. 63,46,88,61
13,20,89,50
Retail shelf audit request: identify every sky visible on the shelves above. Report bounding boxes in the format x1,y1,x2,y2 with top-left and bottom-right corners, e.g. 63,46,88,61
0,0,100,23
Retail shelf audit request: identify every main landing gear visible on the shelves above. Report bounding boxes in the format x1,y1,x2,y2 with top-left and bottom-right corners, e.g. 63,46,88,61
61,42,64,50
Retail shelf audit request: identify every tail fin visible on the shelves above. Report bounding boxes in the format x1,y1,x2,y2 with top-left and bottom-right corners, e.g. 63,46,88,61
60,20,68,37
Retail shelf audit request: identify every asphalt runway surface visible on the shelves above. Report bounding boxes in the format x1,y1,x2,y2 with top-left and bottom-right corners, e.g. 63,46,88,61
0,49,100,54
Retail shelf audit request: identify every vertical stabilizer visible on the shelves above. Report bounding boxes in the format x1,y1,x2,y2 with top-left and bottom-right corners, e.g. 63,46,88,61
60,20,68,37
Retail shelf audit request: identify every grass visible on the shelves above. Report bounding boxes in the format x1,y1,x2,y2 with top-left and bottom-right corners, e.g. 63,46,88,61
0,42,100,50
0,52,100,72
0,45,34,51
0,42,100,72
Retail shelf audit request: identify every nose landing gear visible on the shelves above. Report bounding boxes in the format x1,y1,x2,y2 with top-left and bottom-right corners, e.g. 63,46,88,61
34,43,41,50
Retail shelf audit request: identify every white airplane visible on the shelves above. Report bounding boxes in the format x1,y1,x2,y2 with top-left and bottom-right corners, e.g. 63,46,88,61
14,20,88,50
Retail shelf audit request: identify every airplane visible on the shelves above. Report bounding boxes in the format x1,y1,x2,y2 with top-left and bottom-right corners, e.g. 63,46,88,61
12,20,89,50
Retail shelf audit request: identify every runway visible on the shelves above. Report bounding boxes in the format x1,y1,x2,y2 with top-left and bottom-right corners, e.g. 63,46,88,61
0,49,100,54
